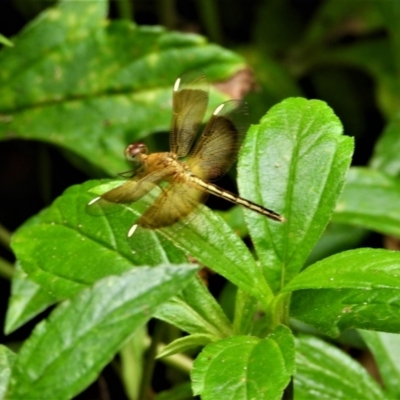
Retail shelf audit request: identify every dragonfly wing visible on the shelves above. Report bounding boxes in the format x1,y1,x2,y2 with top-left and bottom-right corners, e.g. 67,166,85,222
170,70,209,158
101,169,169,204
86,168,172,217
187,100,250,181
137,182,207,229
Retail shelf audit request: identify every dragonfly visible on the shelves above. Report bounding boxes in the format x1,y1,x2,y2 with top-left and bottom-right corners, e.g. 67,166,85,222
88,70,284,241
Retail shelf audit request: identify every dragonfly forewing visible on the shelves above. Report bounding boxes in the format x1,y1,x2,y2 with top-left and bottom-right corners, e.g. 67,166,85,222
170,70,209,158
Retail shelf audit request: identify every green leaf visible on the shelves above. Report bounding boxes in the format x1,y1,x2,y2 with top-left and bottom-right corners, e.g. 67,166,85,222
0,345,16,399
7,264,198,400
295,335,385,400
0,0,244,176
286,248,400,336
5,263,57,334
370,116,400,179
155,276,233,338
149,203,275,306
333,167,400,237
157,334,214,359
11,180,187,298
286,248,400,291
360,330,400,398
238,98,353,292
192,326,294,400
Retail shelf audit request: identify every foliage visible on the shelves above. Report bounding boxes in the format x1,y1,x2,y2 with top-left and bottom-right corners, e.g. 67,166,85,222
1,0,400,399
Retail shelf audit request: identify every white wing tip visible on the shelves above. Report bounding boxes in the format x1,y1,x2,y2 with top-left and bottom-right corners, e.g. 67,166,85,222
173,77,181,92
127,224,138,238
213,103,225,115
88,196,101,206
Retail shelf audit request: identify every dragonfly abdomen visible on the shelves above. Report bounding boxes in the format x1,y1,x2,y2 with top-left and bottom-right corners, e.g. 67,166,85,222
187,175,284,222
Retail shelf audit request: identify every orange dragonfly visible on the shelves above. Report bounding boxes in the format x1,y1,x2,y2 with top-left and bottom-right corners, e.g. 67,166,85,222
88,70,283,240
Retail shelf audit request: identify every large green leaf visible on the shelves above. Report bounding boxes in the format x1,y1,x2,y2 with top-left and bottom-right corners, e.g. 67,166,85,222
238,98,353,292
0,0,244,176
333,167,400,237
6,264,197,400
295,336,385,400
285,248,400,336
360,330,400,399
11,180,187,298
192,326,295,400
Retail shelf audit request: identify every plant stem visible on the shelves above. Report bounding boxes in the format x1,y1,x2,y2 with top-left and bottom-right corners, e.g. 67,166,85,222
156,343,193,374
0,33,13,47
0,256,14,279
0,222,12,250
116,0,134,21
120,326,147,400
157,0,177,30
195,0,224,44
138,320,164,400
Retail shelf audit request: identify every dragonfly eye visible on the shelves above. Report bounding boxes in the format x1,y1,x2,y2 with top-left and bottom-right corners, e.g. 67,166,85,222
125,142,148,163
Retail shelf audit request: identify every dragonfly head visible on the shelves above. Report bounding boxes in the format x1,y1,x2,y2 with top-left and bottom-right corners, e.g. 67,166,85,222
125,142,148,165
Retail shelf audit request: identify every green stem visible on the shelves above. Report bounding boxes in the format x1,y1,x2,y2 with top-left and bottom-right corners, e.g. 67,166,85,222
270,292,291,329
0,223,12,250
138,320,164,400
120,327,147,400
233,289,259,335
0,257,14,279
0,33,13,47
156,343,193,373
157,0,177,30
116,0,134,21
195,0,224,44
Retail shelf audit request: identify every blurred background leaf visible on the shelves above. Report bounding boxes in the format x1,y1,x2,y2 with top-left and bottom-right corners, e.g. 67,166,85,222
0,0,245,176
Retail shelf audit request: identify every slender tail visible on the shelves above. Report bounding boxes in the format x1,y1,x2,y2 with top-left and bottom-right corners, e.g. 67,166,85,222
189,176,285,222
